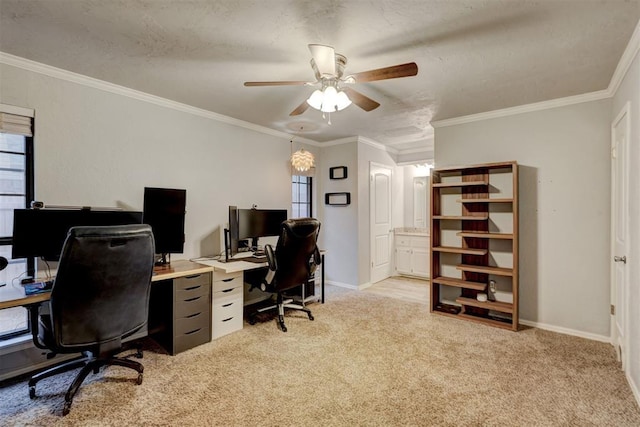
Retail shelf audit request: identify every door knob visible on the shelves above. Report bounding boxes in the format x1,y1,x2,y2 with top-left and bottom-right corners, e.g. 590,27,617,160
614,255,627,264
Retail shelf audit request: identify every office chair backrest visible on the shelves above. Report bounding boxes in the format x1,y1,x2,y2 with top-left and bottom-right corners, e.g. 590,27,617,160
273,218,320,291
50,224,155,351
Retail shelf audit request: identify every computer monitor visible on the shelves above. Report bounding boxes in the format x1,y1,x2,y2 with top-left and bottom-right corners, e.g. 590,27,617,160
143,187,186,265
225,207,287,260
12,208,143,262
238,208,287,249
226,205,239,261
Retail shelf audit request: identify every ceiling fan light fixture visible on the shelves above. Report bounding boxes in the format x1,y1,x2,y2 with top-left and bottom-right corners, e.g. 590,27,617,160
306,89,324,110
335,90,352,111
320,86,338,113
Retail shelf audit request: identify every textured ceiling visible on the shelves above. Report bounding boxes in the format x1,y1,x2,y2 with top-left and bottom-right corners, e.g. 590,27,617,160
1,0,639,157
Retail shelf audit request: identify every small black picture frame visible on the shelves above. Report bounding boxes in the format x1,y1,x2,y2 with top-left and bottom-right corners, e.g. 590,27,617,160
329,166,348,180
325,192,351,206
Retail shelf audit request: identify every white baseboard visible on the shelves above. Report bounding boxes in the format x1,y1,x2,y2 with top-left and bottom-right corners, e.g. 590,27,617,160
519,319,611,343
325,280,359,290
627,371,640,409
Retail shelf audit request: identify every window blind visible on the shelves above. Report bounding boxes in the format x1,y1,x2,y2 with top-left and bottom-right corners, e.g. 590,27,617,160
0,112,33,137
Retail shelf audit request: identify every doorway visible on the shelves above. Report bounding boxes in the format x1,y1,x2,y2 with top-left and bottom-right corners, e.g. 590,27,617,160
370,162,393,284
611,102,630,369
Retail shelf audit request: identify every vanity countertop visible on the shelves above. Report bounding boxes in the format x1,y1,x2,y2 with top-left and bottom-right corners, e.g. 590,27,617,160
394,227,429,237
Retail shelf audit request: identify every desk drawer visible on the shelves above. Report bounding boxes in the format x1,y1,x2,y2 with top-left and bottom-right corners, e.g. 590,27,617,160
175,293,210,318
174,327,210,354
175,282,209,302
175,310,210,336
213,286,243,339
175,273,211,292
213,274,243,293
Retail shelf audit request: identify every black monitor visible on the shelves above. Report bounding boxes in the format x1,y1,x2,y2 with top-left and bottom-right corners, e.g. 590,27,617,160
12,208,143,262
225,207,287,260
143,187,186,265
238,208,287,249
226,205,239,261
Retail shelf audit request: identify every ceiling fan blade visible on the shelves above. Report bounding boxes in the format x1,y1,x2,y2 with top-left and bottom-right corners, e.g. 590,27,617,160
290,100,310,116
308,44,336,77
244,81,309,87
342,87,380,112
350,62,418,83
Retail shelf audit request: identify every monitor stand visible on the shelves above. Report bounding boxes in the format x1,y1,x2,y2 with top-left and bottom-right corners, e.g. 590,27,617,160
155,253,170,266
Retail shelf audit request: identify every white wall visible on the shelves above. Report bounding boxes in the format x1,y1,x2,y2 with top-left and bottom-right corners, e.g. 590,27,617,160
0,63,294,261
434,99,612,338
320,141,359,287
612,45,640,401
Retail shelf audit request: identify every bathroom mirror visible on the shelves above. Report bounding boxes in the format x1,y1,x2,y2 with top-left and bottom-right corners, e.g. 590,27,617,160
413,176,428,228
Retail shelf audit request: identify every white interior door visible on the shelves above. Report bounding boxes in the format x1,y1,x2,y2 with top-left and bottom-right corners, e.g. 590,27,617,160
611,103,630,369
370,163,392,284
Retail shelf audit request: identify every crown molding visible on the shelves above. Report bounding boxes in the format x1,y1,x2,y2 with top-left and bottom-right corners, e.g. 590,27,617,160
608,18,640,95
358,136,399,154
432,19,640,129
0,52,318,145
431,90,610,128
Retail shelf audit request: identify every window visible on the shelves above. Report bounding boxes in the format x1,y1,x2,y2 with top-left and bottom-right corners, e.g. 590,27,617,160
292,175,312,218
0,110,34,341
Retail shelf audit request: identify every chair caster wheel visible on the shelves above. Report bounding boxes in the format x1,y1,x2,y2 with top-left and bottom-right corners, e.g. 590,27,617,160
248,316,257,325
308,314,314,321
62,401,71,416
281,326,287,332
29,386,36,399
135,350,143,359
136,373,143,385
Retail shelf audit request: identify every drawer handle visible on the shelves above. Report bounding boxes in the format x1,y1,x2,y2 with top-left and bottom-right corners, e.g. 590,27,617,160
222,303,233,308
185,328,202,335
185,274,201,279
222,317,233,323
185,285,201,291
184,296,201,302
185,312,201,319
222,278,235,282
222,288,234,293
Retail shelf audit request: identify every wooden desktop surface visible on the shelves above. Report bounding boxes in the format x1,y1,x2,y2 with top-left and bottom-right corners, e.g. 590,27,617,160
0,259,213,310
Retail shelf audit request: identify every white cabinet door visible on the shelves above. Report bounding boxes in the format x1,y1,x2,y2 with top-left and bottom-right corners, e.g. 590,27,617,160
412,247,430,278
396,247,412,275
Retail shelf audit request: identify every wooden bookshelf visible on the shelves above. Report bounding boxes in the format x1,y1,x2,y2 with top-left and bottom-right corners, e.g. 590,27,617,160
430,161,519,331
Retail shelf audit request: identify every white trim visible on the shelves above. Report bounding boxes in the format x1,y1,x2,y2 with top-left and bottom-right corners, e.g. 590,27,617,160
321,136,359,147
431,90,610,128
0,52,320,146
608,19,640,95
519,319,611,343
627,371,640,410
358,136,399,154
321,135,399,155
0,103,34,117
431,19,640,129
325,280,359,290
397,147,433,155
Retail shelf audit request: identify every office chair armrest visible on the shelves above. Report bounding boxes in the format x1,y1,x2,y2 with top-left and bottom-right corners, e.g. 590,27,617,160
26,303,49,350
264,244,277,271
313,246,322,265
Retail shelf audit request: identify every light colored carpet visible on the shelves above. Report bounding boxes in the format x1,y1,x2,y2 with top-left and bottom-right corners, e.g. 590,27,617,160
1,286,639,426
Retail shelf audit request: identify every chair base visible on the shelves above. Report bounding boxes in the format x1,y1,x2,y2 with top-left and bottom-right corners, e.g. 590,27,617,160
28,351,144,416
248,294,314,332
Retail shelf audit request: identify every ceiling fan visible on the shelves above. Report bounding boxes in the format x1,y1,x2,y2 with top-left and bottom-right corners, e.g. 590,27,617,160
244,44,418,117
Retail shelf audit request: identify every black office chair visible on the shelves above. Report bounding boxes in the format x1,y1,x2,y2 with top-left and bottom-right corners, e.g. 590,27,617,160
248,218,321,332
27,224,155,416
